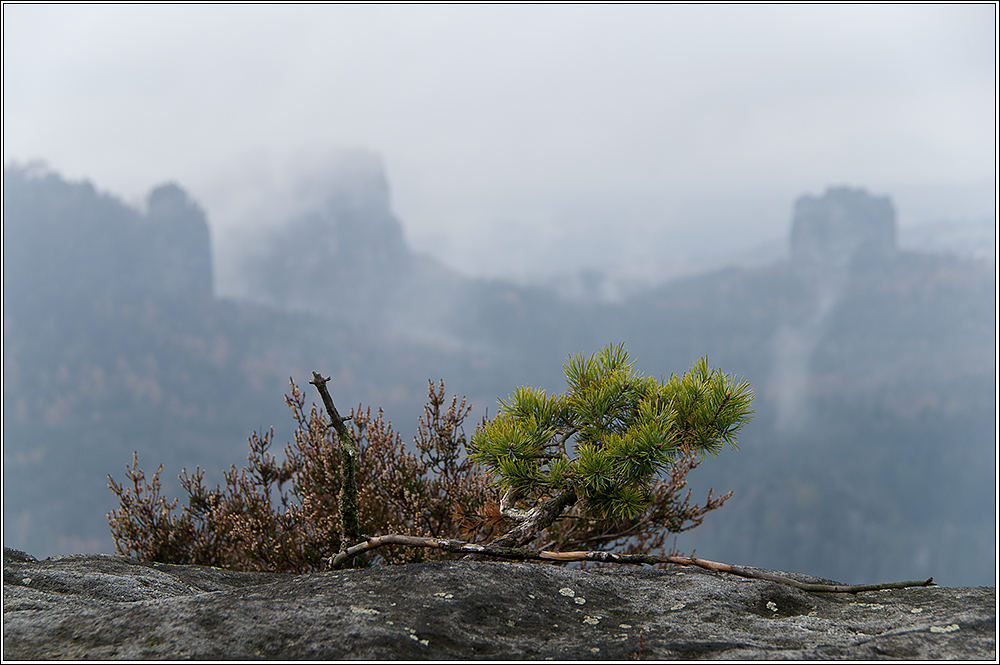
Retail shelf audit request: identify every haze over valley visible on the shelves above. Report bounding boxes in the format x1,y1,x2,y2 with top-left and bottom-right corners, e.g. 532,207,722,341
3,160,994,587
3,4,995,588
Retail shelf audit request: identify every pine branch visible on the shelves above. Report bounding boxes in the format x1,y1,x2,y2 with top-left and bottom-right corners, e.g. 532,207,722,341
327,534,935,593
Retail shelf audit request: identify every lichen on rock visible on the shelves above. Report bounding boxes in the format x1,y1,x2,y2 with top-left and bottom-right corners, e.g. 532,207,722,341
3,548,995,660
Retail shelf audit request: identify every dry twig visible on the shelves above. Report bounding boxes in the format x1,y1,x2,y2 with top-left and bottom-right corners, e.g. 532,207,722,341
328,534,934,593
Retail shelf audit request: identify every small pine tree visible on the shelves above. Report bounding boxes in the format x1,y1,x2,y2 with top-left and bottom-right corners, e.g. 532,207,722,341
468,342,754,549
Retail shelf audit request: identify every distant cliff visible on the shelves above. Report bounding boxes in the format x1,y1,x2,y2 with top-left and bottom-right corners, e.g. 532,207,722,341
3,166,212,313
233,157,414,322
790,186,897,272
144,183,213,301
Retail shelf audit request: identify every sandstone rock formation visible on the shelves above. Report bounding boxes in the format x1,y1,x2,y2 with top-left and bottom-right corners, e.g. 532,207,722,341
238,156,414,322
790,186,896,272
144,183,214,301
2,166,215,308
4,548,994,660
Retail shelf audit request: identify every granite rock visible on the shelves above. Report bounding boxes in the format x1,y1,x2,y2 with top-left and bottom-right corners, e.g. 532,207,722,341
3,548,994,660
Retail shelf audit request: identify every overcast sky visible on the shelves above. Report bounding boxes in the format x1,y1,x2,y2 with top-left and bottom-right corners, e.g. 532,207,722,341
4,4,996,283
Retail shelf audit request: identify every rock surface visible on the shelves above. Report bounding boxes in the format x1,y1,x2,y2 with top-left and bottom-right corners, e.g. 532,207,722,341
3,548,994,660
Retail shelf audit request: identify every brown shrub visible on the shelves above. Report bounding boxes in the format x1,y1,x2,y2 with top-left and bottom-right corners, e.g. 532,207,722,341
108,379,495,572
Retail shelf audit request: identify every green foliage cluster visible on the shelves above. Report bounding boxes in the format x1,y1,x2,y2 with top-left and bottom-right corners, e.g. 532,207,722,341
470,343,754,521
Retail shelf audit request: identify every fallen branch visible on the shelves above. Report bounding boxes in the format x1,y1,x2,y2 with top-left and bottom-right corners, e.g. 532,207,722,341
328,534,935,593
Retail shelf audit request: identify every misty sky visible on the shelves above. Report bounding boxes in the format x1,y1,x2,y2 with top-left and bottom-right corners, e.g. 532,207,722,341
4,4,996,283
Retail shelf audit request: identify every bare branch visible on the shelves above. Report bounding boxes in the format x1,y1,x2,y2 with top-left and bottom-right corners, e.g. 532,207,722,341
309,372,359,542
328,534,934,593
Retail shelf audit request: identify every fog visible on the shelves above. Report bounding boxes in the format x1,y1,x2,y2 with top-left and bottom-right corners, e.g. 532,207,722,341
4,4,995,287
2,5,996,586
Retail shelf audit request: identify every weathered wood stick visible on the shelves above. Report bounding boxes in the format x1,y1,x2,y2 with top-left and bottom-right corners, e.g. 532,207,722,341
308,373,359,542
328,534,934,593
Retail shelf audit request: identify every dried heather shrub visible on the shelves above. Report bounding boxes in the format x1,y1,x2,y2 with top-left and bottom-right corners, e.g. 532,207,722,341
109,379,496,572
